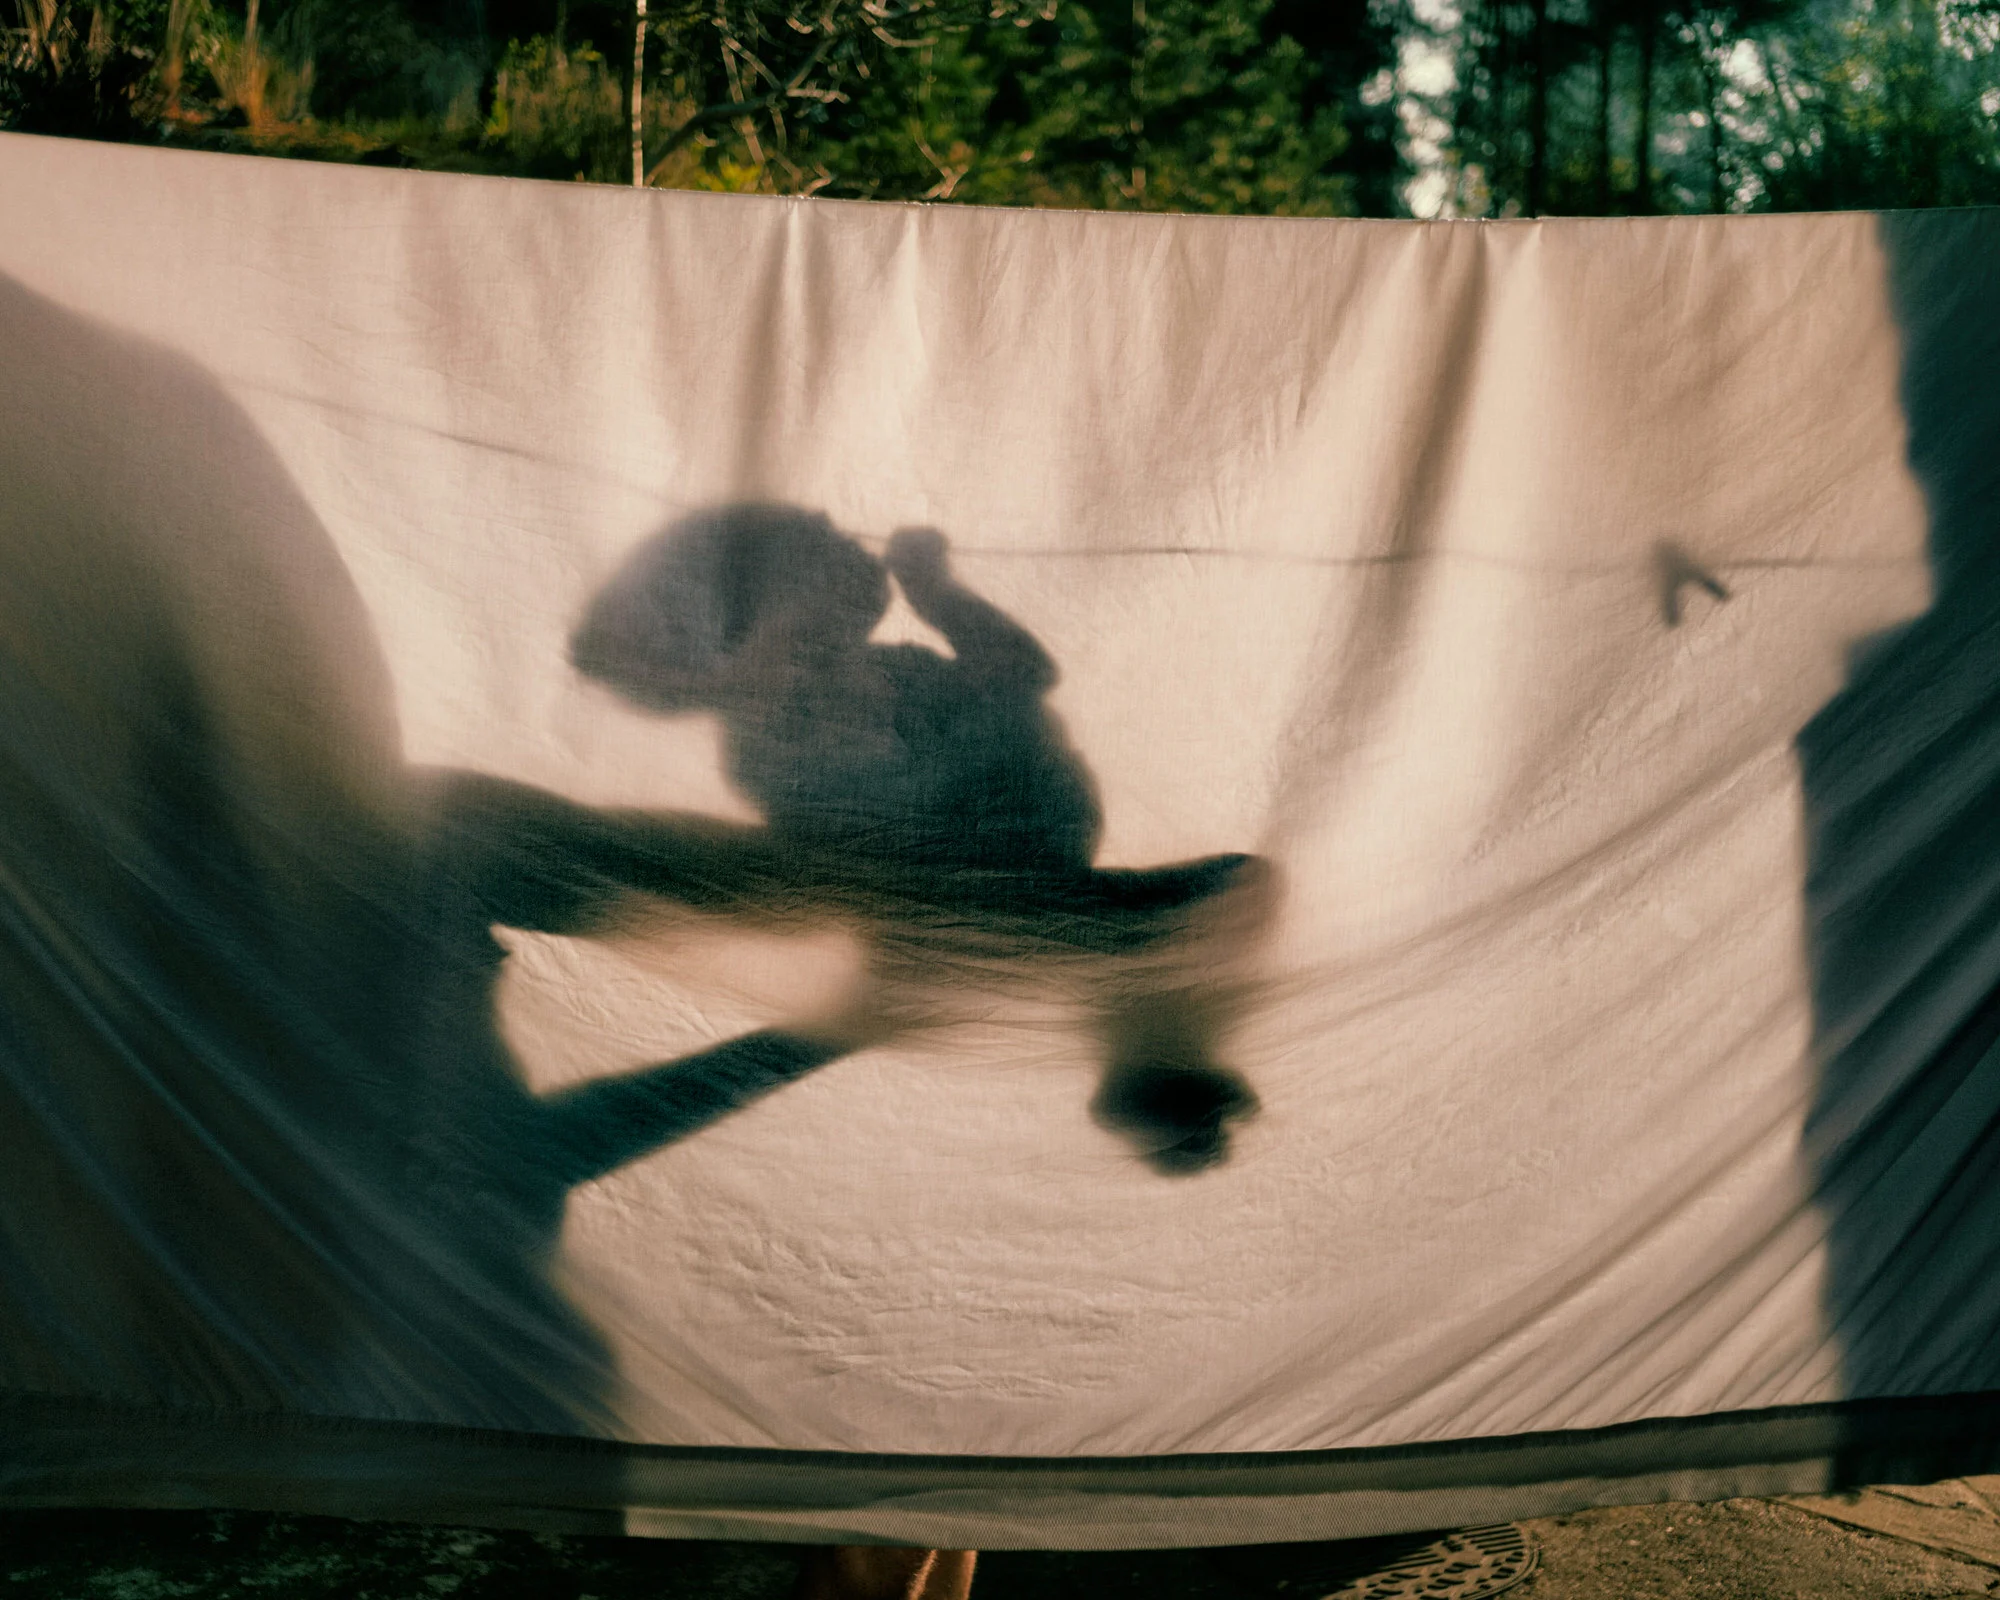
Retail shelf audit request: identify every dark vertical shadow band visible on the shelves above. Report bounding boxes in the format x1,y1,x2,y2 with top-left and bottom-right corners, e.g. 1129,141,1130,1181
1802,211,2000,1426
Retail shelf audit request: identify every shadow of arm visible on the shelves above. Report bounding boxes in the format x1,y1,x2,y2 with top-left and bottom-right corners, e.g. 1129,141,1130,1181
539,1030,849,1181
426,770,799,934
886,528,1056,691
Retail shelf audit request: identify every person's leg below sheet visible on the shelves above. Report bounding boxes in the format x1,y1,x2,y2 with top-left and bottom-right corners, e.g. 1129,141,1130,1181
793,1546,976,1600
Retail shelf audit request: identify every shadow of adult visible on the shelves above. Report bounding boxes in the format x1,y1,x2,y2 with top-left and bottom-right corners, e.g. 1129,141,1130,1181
0,268,473,1422
0,272,845,1435
1801,211,2000,1468
0,274,1270,1462
571,504,1272,1173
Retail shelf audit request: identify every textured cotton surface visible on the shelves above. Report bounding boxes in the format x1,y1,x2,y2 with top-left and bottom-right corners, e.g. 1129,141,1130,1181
2,133,1997,1545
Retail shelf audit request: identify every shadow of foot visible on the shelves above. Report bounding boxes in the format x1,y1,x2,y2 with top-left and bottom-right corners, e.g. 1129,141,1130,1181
1092,1058,1258,1176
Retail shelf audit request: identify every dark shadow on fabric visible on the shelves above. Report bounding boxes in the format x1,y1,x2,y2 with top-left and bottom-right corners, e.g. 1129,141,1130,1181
1655,539,1730,627
0,274,865,1435
571,505,1268,1172
1093,989,1259,1175
0,270,473,1422
0,281,1268,1455
1801,213,2000,1471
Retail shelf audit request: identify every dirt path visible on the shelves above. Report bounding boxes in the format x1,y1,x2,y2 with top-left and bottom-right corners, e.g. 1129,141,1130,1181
4,1482,1998,1599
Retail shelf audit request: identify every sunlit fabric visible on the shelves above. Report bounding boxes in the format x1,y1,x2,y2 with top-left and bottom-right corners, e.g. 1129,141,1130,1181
2,133,1997,1547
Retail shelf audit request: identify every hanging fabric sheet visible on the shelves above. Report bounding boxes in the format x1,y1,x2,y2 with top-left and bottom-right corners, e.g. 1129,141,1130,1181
1,132,1997,1547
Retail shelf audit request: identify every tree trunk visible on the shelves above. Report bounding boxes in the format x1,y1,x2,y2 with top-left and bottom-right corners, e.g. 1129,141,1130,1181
1635,2,1656,212
161,0,194,113
1528,0,1549,214
1128,0,1147,204
631,0,647,187
1596,13,1614,212
1698,23,1725,211
241,0,269,129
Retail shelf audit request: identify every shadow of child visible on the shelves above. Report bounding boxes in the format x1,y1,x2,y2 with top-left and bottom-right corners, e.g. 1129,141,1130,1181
564,504,1270,1174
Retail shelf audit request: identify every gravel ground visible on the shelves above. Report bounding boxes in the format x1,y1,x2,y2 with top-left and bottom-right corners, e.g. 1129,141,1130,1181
1520,1498,1998,1600
3,1494,1998,1600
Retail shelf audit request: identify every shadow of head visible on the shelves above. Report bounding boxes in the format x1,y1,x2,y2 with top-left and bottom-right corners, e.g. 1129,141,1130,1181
570,503,888,713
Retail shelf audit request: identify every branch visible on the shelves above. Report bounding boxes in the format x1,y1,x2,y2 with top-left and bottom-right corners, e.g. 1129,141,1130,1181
641,36,837,178
640,0,1021,184
643,93,775,174
781,29,840,94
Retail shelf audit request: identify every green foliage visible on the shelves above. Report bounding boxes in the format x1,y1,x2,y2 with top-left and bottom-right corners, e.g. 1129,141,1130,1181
275,0,484,122
745,0,1360,211
1418,0,2000,214
6,0,2000,214
1762,0,2000,208
956,0,1353,212
778,30,1000,198
482,34,626,180
1,0,164,136
630,0,1046,188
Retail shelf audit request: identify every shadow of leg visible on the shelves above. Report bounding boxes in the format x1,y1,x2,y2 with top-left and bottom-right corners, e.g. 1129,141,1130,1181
794,1548,977,1600
1092,989,1258,1175
539,1030,851,1184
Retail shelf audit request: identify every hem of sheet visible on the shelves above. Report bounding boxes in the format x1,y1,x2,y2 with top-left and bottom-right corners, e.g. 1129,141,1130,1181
3,1390,1997,1549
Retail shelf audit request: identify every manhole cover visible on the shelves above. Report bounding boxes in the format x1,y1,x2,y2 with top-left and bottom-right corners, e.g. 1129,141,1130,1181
1314,1524,1538,1600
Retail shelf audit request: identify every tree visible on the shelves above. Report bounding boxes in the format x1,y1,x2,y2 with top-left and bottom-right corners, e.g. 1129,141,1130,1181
2,0,167,135
1430,0,1817,215
1760,0,2000,209
935,0,1356,212
641,0,1367,213
631,0,1049,188
12,0,2000,218
1265,0,1400,214
1446,0,1598,213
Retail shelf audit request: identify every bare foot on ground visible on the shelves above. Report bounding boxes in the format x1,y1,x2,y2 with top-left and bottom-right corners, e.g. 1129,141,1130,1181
793,1546,976,1600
